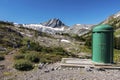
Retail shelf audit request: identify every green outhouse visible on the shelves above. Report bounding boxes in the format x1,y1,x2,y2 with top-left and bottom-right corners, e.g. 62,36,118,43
92,24,114,63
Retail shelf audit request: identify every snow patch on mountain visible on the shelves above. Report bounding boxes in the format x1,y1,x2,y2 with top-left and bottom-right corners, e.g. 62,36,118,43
22,24,65,34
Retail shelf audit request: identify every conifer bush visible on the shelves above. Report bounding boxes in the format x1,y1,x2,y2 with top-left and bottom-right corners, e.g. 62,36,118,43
25,53,40,63
14,59,33,71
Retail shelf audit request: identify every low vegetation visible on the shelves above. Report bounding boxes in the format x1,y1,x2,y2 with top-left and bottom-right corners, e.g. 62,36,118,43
61,33,85,41
0,21,14,26
14,59,33,71
114,49,120,63
114,37,120,50
14,54,25,60
25,52,40,63
12,39,74,70
79,46,91,53
115,29,120,36
18,41,71,63
0,25,23,49
0,55,5,61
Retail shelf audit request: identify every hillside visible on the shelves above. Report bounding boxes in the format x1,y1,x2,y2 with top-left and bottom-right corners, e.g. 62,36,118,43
0,22,23,50
0,20,92,54
102,11,120,36
101,11,120,50
0,20,91,74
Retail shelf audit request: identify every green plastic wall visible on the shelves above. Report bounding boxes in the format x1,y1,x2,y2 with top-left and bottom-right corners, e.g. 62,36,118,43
92,24,113,63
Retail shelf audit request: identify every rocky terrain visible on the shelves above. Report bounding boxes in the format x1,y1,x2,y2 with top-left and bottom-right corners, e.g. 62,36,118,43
1,62,120,80
66,24,94,36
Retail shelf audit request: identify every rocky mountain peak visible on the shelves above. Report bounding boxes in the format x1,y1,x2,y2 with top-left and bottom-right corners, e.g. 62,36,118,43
41,18,66,28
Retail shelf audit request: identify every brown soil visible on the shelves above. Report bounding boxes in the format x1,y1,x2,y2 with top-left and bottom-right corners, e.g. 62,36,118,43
0,49,17,78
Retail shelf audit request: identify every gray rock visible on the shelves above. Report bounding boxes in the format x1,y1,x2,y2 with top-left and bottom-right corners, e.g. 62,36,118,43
38,63,44,69
44,69,50,73
41,18,66,28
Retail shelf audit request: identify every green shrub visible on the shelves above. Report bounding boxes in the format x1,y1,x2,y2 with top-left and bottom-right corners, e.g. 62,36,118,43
50,55,62,62
53,47,68,55
0,55,5,61
114,37,120,50
114,49,120,63
41,47,53,53
25,52,40,63
39,53,64,63
72,34,85,41
19,47,28,53
40,58,52,64
29,42,43,51
14,59,33,71
85,37,92,48
14,54,25,60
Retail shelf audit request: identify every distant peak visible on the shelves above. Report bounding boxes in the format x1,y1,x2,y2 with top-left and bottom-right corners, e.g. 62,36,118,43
41,18,67,28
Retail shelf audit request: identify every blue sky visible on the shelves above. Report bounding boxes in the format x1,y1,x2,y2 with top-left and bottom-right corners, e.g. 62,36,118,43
0,0,120,26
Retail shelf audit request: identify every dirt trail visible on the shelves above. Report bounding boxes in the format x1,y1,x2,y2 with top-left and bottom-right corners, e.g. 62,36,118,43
0,49,17,78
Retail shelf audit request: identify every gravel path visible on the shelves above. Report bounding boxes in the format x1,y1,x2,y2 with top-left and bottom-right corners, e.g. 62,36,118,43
1,63,120,80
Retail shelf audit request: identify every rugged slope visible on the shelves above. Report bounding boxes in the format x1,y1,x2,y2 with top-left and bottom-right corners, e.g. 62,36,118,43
102,11,120,30
0,20,88,54
102,11,120,38
0,22,23,49
66,24,94,36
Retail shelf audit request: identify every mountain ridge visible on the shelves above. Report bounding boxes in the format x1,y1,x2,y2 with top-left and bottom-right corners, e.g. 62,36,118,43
13,18,93,35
